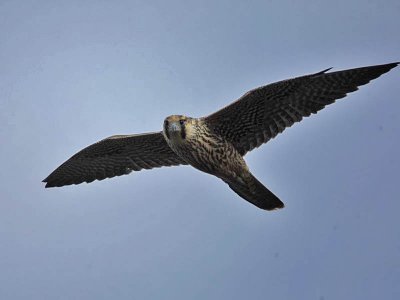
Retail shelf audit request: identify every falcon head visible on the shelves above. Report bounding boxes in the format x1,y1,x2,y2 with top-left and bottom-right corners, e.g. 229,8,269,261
163,115,197,142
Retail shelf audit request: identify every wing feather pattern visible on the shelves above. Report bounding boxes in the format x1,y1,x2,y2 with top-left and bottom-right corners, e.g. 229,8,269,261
43,132,186,187
205,63,398,155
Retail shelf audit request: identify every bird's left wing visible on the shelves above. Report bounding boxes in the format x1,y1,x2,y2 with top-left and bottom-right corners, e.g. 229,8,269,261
43,131,187,188
205,62,398,155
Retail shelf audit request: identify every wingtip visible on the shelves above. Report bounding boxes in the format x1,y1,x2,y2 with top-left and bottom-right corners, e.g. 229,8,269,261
364,62,400,79
42,177,55,188
316,62,399,76
379,62,399,71
388,62,399,69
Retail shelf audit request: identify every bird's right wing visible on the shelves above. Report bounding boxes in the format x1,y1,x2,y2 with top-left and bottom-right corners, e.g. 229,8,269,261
43,131,187,188
205,63,398,155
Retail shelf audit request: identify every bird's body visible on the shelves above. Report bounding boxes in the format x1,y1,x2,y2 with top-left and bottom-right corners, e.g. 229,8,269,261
163,116,244,178
162,115,284,209
43,62,398,210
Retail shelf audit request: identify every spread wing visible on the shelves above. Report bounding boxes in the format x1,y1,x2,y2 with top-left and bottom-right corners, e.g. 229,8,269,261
205,62,398,155
43,132,187,188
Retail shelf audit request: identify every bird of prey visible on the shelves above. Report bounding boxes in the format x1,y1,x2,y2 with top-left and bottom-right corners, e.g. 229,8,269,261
43,62,398,210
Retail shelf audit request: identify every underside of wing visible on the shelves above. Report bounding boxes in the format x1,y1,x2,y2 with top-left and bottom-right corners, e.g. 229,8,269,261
43,131,187,188
205,62,398,155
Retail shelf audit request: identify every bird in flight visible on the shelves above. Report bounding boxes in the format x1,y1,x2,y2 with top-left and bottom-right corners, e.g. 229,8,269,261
43,62,398,210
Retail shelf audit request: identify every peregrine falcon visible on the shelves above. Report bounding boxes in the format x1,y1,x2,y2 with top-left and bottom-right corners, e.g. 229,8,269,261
43,62,398,210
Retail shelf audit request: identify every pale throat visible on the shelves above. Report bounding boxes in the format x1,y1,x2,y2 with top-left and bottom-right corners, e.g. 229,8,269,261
165,122,197,146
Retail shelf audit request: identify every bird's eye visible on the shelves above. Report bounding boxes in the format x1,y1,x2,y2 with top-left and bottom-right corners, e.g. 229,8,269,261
179,120,185,125
164,120,169,127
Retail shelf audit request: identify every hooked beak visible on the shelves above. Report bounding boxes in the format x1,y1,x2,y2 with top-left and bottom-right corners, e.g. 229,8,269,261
170,122,181,132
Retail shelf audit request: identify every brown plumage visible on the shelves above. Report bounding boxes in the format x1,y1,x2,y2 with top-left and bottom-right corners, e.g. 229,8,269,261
43,62,398,210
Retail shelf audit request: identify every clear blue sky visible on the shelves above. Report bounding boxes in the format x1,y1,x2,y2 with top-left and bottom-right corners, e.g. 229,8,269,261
1,1,399,299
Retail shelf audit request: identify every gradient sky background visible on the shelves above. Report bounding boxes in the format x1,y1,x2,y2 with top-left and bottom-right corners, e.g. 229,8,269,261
1,1,399,299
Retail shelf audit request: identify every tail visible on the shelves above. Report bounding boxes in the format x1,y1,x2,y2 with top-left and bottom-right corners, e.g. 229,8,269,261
224,172,284,211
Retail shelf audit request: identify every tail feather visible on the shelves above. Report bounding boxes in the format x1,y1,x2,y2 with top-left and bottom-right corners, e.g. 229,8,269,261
225,173,284,210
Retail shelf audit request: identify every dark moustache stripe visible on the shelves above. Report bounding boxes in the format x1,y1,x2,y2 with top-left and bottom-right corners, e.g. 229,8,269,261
180,122,186,139
164,120,170,139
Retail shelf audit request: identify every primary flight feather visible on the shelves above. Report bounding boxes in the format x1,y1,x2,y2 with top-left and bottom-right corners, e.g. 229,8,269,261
43,62,398,210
